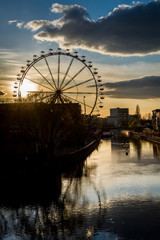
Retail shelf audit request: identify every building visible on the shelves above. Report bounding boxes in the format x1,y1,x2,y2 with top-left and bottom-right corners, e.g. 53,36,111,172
107,107,129,128
152,109,160,130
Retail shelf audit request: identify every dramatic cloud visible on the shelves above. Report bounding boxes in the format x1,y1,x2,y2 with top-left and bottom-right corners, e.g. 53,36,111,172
103,76,160,99
25,20,52,31
21,1,160,55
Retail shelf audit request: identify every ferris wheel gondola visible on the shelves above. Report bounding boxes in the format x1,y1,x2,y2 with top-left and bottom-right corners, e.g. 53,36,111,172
15,49,104,115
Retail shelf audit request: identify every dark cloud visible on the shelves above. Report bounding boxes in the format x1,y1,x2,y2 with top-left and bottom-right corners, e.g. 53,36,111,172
103,76,160,99
25,2,160,55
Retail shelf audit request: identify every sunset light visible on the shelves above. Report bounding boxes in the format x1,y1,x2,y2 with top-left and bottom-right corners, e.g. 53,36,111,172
1,1,160,239
20,78,37,98
16,51,100,115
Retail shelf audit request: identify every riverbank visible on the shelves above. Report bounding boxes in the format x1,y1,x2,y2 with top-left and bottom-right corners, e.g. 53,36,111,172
54,138,100,171
1,138,100,179
129,131,160,144
33,138,101,174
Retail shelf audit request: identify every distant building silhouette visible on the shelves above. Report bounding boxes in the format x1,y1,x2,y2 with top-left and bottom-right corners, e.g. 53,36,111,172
152,109,160,130
107,107,129,128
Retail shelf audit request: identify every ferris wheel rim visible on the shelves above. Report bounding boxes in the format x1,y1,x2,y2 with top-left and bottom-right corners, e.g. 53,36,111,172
16,49,103,115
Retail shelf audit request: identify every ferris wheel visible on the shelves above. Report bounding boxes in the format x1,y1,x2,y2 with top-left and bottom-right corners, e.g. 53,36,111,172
14,48,104,115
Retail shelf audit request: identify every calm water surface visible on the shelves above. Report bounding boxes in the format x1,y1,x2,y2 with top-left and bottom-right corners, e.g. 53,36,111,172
1,131,160,240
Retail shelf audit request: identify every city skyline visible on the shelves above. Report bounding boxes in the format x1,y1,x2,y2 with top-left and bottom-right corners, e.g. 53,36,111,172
0,0,160,117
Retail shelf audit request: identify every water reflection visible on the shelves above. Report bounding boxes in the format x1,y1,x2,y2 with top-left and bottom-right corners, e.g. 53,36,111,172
1,131,160,240
130,137,142,160
111,131,130,157
153,143,160,159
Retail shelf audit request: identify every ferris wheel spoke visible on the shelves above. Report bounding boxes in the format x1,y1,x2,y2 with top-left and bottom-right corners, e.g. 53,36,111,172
59,94,65,103
97,98,103,103
25,92,44,101
62,95,71,103
64,91,96,95
44,57,57,88
50,93,58,102
34,92,55,102
17,50,101,115
27,91,54,94
24,77,54,91
63,78,94,91
57,54,60,88
60,57,74,88
63,94,93,109
27,91,53,98
62,66,86,90
33,65,55,90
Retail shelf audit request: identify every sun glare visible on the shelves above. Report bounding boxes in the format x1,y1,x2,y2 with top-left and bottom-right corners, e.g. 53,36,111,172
20,79,37,97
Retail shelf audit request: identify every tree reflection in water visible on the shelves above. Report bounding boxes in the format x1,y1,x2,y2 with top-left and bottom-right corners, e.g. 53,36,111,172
1,138,160,240
0,156,104,240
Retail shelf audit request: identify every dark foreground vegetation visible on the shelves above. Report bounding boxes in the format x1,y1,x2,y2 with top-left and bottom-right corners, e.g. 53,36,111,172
0,103,101,176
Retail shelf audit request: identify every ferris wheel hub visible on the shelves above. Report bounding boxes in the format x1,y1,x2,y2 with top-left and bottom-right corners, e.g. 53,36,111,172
56,89,62,95
15,49,103,115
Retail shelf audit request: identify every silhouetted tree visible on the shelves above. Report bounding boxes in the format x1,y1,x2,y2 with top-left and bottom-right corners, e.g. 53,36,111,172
128,117,141,131
135,105,141,119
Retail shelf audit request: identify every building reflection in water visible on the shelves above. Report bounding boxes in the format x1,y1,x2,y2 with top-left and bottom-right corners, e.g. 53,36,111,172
130,137,142,160
153,143,160,159
111,130,130,157
1,136,160,240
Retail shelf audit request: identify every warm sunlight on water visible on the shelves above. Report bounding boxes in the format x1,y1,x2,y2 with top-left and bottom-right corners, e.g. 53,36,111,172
1,131,160,240
86,139,160,200
60,132,160,239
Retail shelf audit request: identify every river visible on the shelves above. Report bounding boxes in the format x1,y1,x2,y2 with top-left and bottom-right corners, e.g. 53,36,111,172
1,131,160,240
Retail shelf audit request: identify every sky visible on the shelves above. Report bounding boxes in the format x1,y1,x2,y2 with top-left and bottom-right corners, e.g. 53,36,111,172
0,0,160,117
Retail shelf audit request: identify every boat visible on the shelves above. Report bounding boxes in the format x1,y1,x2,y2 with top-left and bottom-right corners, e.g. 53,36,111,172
102,131,113,138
